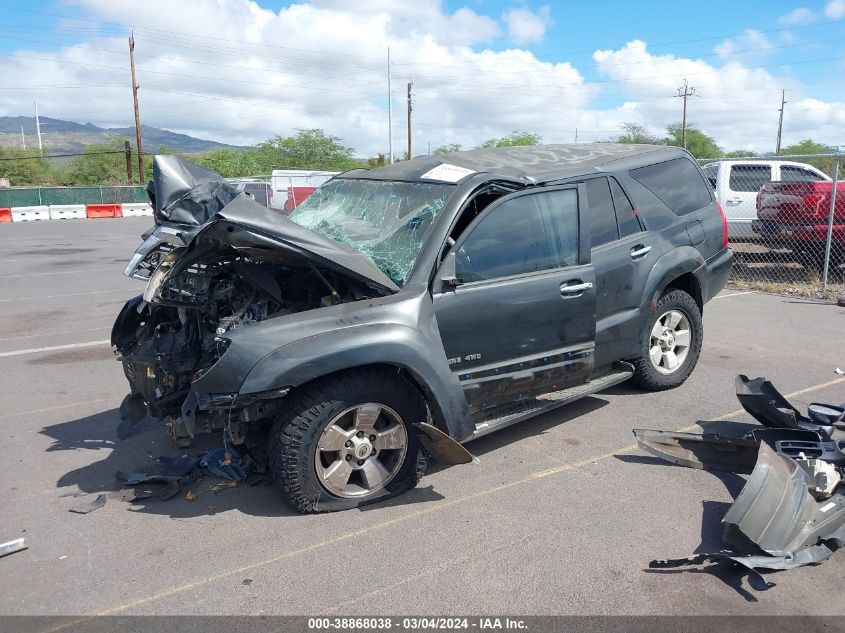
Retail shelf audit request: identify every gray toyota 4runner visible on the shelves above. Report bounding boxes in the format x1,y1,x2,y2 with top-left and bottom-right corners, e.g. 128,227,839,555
113,144,733,512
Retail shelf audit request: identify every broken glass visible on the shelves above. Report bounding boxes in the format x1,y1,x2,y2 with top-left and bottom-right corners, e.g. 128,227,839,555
288,179,454,285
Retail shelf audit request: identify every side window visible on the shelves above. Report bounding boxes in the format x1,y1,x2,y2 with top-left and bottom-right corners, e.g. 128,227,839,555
729,165,772,192
609,177,642,237
585,178,619,247
781,165,824,183
455,189,578,282
630,157,713,215
701,163,718,189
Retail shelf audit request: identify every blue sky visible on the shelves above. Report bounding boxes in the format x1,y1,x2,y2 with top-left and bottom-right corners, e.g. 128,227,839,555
0,0,843,153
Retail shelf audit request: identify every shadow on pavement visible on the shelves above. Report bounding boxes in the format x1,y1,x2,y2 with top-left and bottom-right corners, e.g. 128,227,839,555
41,406,456,519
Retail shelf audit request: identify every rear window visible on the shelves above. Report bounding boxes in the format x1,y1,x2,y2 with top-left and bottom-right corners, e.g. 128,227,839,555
729,164,772,192
780,165,823,183
630,158,712,215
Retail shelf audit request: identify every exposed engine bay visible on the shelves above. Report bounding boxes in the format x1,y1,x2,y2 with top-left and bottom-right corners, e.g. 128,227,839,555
113,245,380,443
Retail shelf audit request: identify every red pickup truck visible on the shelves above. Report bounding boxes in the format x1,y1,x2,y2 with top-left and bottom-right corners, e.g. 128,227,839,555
754,180,845,270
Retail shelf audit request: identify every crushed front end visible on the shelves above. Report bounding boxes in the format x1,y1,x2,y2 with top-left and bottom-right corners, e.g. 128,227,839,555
112,156,397,446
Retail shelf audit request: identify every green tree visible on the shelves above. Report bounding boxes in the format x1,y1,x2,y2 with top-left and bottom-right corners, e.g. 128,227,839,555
62,140,133,185
196,148,264,178
0,147,53,186
781,139,839,176
613,123,662,145
478,131,541,149
664,124,722,159
254,128,359,171
433,143,462,155
724,149,758,158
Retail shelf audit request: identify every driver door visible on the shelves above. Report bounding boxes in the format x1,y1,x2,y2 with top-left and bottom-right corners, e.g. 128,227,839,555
432,185,596,419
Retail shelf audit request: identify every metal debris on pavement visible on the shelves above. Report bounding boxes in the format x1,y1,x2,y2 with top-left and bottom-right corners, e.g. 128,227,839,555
69,494,106,514
0,538,27,558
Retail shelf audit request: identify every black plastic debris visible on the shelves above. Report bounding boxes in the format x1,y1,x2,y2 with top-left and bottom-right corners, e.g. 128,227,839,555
633,374,845,584
69,494,106,514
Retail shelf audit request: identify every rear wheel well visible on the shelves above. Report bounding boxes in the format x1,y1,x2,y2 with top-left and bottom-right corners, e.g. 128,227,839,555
663,273,702,313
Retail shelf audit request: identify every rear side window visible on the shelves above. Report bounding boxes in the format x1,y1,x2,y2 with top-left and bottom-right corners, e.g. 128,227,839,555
585,178,619,247
701,163,718,189
609,178,642,237
456,189,579,282
781,165,823,183
729,165,772,192
630,158,712,215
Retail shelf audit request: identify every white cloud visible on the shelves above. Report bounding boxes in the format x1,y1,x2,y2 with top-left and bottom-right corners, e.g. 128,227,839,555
593,40,845,153
778,7,815,26
501,6,553,44
826,0,845,18
0,1,842,158
713,29,774,62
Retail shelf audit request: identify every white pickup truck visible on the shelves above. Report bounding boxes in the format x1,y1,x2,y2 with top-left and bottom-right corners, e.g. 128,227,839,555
700,159,830,240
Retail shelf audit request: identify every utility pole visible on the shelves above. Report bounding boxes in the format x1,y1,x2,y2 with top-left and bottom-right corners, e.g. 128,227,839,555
20,126,25,150
124,140,133,183
675,79,696,149
34,101,43,156
387,47,393,164
574,128,578,144
776,89,787,156
406,81,413,160
129,32,144,184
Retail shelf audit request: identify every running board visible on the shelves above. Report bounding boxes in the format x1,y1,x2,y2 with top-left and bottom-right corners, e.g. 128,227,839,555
468,362,634,441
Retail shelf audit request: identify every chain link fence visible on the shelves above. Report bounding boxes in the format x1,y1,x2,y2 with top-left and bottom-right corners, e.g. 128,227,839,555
0,185,149,207
696,153,844,296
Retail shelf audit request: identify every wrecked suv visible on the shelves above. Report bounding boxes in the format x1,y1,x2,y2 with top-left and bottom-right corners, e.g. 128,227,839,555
112,145,733,512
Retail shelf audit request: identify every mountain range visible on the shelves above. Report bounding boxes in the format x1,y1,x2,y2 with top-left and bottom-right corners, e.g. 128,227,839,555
0,116,241,154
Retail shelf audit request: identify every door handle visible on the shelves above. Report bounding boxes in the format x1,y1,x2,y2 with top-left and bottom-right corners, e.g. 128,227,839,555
726,197,743,204
630,245,652,259
560,281,593,296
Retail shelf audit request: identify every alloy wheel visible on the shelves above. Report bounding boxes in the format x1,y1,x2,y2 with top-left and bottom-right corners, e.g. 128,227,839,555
314,403,408,498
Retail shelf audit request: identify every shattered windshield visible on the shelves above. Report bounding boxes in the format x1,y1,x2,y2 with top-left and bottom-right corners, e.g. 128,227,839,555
288,179,454,285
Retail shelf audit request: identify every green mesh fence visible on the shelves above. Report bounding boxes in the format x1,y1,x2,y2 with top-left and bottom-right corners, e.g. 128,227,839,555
0,186,148,207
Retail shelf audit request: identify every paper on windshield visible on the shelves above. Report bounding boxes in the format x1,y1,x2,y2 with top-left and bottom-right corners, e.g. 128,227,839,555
420,163,476,183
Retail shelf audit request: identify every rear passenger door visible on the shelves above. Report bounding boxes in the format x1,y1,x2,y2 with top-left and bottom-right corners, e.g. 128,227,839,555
582,176,653,368
724,164,772,240
432,186,596,418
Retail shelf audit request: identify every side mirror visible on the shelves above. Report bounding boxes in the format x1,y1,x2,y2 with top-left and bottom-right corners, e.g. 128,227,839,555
439,251,463,290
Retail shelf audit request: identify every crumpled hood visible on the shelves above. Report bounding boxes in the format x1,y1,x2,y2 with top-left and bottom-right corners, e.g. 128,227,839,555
205,193,400,294
149,155,243,225
143,155,399,295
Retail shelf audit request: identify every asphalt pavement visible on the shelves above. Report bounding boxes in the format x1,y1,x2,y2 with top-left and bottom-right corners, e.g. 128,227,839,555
1,218,844,616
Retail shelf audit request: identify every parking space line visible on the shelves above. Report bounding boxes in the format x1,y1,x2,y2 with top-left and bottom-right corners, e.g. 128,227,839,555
713,291,755,300
0,289,130,303
0,340,110,358
0,257,62,263
0,398,113,421
58,374,843,620
0,327,110,343
0,269,110,278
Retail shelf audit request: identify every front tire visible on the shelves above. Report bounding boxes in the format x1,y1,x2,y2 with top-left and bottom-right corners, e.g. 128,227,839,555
631,289,702,391
269,368,426,513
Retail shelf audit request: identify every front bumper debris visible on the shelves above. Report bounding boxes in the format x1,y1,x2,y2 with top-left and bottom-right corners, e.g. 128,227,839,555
633,373,845,584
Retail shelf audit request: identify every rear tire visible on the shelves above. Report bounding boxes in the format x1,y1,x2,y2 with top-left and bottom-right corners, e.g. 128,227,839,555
631,289,702,391
269,368,426,514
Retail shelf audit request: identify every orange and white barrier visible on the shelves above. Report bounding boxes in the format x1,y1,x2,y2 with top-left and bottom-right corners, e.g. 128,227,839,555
48,205,87,220
120,203,154,217
11,206,50,222
0,202,156,222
